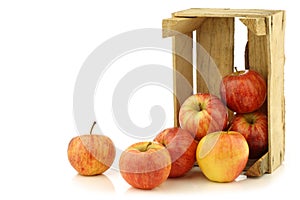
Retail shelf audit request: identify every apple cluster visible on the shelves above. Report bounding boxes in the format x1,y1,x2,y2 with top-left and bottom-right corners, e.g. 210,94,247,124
183,69,268,183
220,69,268,159
178,92,249,183
119,127,198,189
67,69,269,190
67,123,199,190
176,69,268,183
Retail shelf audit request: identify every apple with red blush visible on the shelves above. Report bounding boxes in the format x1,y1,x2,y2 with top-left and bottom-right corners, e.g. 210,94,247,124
229,111,268,159
196,131,249,182
179,93,228,141
119,141,171,190
67,122,116,176
220,69,267,113
154,127,198,178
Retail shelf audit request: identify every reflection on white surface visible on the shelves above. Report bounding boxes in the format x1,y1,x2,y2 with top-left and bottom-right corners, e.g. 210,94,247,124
122,166,277,194
72,173,115,194
66,164,284,199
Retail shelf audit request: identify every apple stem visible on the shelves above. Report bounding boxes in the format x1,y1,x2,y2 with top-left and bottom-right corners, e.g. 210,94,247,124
234,67,238,72
227,124,233,132
198,103,203,112
90,121,97,135
145,142,152,151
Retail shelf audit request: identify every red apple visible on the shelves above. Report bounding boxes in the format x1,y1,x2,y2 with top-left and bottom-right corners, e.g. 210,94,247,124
119,141,171,190
179,93,228,141
196,131,249,183
154,127,198,178
67,122,116,176
220,69,267,113
229,111,268,159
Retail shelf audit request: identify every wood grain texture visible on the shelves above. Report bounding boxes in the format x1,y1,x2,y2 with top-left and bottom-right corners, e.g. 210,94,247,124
196,17,234,97
266,11,286,173
174,8,283,18
247,24,269,115
240,17,267,36
246,153,269,177
245,11,285,174
162,17,205,38
172,32,193,127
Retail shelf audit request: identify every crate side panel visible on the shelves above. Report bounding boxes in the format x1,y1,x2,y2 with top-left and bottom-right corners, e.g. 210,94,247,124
196,17,234,97
267,11,286,173
172,32,194,127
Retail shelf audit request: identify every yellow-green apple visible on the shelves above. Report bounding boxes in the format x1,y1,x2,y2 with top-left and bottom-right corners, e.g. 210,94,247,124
229,111,268,159
196,131,249,182
220,69,267,113
119,141,171,190
179,93,228,141
67,122,116,176
154,127,198,178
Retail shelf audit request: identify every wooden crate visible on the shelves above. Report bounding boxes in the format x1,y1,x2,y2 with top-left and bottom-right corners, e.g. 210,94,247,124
162,8,285,177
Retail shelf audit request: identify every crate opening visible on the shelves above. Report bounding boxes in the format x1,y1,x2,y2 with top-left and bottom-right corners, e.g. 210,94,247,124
234,17,248,71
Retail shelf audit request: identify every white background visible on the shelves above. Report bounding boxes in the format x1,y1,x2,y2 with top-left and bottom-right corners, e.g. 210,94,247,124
0,0,299,199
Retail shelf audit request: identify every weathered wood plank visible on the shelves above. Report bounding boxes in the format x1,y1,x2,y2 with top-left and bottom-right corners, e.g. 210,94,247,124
174,8,283,18
196,17,234,120
246,153,269,176
240,17,267,36
267,11,286,173
172,32,194,127
162,17,205,38
196,17,234,96
247,22,269,115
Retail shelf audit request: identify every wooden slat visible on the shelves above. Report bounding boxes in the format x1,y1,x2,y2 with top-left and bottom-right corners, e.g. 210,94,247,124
162,17,205,38
246,152,269,176
172,32,194,127
240,17,267,36
267,11,286,173
174,8,283,18
247,23,269,115
196,17,234,97
247,34,269,80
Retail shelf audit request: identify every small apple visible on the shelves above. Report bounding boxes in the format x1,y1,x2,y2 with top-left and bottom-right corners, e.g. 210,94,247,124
67,122,116,176
220,69,267,113
119,141,171,190
154,127,198,178
179,93,228,141
229,111,268,159
196,131,249,183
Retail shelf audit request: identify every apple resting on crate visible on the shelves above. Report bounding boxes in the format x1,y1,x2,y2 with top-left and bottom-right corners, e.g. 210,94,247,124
179,93,228,141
